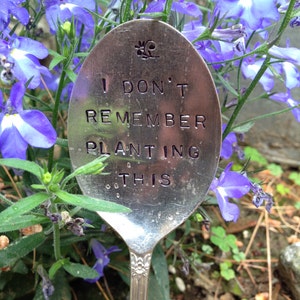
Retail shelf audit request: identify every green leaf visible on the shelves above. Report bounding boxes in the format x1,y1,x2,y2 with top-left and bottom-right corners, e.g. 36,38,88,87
211,226,226,238
268,163,283,177
232,121,255,133
0,192,49,221
63,262,99,279
244,146,268,166
0,232,46,267
48,49,66,70
65,69,77,82
0,158,43,178
289,172,300,186
31,184,46,190
232,249,246,262
73,52,89,58
276,183,290,196
56,137,68,148
152,244,170,300
210,227,237,252
202,244,213,254
216,73,239,97
138,12,167,18
226,234,238,250
210,227,229,252
63,156,108,186
220,261,235,281
0,215,49,232
54,190,131,213
49,258,70,280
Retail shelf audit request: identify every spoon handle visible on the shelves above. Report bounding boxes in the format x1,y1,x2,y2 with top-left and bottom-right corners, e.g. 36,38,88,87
129,249,153,300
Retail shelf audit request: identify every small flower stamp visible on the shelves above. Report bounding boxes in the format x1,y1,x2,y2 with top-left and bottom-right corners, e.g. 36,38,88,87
135,40,159,59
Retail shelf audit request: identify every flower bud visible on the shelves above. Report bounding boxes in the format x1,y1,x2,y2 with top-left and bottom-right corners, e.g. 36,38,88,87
21,225,43,236
52,169,65,184
61,21,71,35
42,172,52,184
0,235,9,249
73,156,109,176
49,183,60,193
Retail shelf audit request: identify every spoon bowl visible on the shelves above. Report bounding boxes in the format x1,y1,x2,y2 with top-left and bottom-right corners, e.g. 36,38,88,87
68,19,221,299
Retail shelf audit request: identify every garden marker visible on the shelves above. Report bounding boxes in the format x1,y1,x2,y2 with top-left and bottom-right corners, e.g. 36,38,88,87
68,19,221,299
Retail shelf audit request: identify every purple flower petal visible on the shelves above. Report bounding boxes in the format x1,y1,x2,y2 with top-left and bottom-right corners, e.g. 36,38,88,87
0,0,29,30
215,190,240,222
145,0,165,13
71,0,95,9
91,238,106,259
0,90,4,110
218,171,251,198
10,50,51,89
241,57,274,91
213,0,279,30
10,81,25,112
45,0,95,33
221,124,238,159
210,163,251,222
0,121,28,159
172,0,202,17
281,62,300,89
10,5,29,26
270,90,300,122
17,111,57,148
85,239,120,283
12,37,48,59
269,45,300,65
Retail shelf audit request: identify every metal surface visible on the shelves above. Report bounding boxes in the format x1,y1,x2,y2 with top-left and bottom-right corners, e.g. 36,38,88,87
68,19,221,298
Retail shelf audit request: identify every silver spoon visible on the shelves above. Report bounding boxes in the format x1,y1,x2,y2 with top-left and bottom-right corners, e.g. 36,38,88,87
68,19,221,299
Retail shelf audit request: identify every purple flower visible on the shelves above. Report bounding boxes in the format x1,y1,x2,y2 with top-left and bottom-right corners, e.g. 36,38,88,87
182,21,245,68
240,43,300,92
270,90,300,122
290,16,300,27
43,0,96,33
221,124,244,160
37,265,54,300
269,44,300,90
0,0,29,31
210,163,251,222
278,61,300,90
85,239,120,283
212,24,246,52
0,82,57,159
171,0,202,17
145,0,202,17
250,182,273,212
0,36,51,89
269,45,300,65
278,0,300,13
240,55,275,92
213,0,279,30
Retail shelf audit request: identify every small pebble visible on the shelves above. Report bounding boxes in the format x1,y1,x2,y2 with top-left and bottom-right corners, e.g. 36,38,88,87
168,264,176,274
0,235,9,249
175,277,186,292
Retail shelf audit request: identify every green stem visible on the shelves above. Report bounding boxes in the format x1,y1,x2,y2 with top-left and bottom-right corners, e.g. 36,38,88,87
277,0,296,39
223,0,297,139
223,56,271,139
233,104,300,131
53,222,62,260
162,0,173,23
48,70,66,171
0,193,14,206
121,0,133,23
